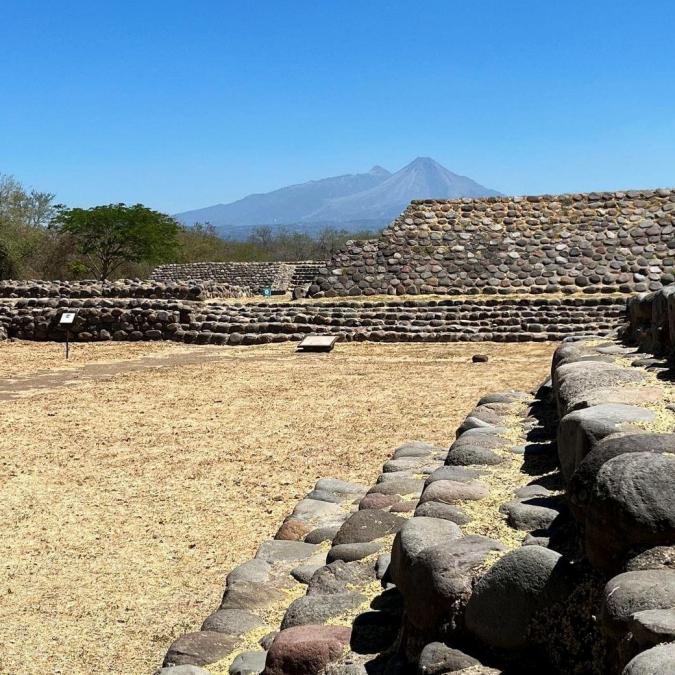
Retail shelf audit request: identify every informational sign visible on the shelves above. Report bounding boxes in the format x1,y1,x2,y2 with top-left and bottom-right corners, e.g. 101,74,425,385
262,287,272,297
59,312,77,325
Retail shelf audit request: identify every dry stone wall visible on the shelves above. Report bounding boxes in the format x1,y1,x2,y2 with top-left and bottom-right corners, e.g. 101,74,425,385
0,296,626,345
308,189,675,297
153,328,675,675
151,261,326,294
0,278,249,300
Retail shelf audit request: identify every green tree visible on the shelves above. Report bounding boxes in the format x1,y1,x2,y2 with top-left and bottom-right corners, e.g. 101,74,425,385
52,203,180,280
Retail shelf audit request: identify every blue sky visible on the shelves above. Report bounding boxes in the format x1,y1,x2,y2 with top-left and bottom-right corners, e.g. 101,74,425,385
1,1,674,213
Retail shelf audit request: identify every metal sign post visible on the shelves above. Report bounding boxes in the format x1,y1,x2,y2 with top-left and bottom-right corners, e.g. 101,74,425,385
59,311,77,360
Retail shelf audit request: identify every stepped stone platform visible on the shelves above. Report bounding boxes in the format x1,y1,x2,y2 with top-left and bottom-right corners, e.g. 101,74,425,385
151,261,327,295
307,189,675,298
0,278,249,300
0,295,626,344
153,299,675,673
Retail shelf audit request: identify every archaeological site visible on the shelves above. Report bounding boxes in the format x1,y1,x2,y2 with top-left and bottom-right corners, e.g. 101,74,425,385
1,189,674,675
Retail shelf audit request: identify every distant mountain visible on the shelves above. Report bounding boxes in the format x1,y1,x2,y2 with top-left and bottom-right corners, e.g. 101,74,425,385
174,158,499,239
303,157,500,224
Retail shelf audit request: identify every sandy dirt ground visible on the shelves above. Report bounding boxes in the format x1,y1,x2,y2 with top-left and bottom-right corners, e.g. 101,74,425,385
0,340,555,674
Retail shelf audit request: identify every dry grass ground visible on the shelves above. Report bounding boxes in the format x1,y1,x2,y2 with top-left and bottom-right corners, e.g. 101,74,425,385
0,340,555,674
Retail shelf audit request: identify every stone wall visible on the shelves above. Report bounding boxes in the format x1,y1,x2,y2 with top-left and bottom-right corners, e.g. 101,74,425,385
2,299,186,342
151,261,326,294
308,189,675,297
0,296,626,345
623,284,675,358
0,278,249,300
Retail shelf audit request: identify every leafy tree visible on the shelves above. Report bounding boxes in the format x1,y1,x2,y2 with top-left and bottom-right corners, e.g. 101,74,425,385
0,173,59,279
52,203,180,280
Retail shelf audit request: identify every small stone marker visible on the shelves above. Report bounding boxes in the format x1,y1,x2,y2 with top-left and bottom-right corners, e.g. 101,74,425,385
472,354,489,363
296,335,338,353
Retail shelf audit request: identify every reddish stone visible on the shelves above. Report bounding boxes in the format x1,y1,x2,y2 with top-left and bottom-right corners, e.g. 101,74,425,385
358,493,400,510
265,624,352,675
275,519,312,541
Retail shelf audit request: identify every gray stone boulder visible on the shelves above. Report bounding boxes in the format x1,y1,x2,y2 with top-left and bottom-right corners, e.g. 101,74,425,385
305,525,342,544
414,502,471,526
200,608,265,634
281,592,365,629
500,497,563,532
554,361,646,416
307,560,375,596
163,631,238,667
600,570,675,638
389,517,463,588
464,546,571,651
220,581,287,612
622,643,675,675
417,642,480,673
333,510,406,545
630,609,675,648
567,433,675,520
229,650,267,674
327,542,382,563
418,480,489,505
557,404,656,482
368,478,425,497
444,446,505,467
255,540,320,564
227,560,272,585
397,535,506,633
625,545,675,572
425,466,483,485
393,441,443,459
584,452,675,570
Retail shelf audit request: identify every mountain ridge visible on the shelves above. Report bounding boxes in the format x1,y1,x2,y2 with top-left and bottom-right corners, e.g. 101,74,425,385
174,158,500,239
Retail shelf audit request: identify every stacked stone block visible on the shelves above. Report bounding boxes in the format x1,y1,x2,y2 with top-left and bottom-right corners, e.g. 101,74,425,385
0,278,249,300
308,189,675,297
0,296,626,344
151,262,326,294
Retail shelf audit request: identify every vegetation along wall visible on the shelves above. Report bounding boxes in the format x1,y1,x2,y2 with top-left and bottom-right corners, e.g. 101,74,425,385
308,189,675,297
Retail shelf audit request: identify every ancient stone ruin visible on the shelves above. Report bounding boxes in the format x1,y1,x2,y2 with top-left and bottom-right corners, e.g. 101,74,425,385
151,261,326,295
155,284,675,675
307,189,675,297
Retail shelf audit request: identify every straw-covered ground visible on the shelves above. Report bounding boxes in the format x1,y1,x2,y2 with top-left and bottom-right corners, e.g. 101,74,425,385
0,339,555,674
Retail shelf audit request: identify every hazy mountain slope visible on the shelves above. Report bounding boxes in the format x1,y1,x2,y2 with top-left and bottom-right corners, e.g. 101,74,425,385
302,157,500,223
174,166,391,227
173,158,500,238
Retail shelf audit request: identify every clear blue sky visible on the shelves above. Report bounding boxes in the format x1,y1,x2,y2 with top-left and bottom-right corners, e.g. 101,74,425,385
2,1,674,213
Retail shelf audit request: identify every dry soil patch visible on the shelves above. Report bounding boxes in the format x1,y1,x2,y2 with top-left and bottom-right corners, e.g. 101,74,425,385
0,340,555,674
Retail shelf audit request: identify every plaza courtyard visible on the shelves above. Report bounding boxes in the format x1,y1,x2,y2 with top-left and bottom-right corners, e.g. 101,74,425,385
0,340,555,673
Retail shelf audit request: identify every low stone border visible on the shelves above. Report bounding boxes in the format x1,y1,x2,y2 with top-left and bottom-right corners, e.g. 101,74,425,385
0,278,250,300
0,296,625,344
154,326,675,674
151,262,327,294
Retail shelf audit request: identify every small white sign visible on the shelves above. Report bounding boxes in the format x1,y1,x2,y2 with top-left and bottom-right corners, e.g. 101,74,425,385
59,312,77,325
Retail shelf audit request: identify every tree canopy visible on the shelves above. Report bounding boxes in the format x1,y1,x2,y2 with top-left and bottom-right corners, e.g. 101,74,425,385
53,203,181,280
